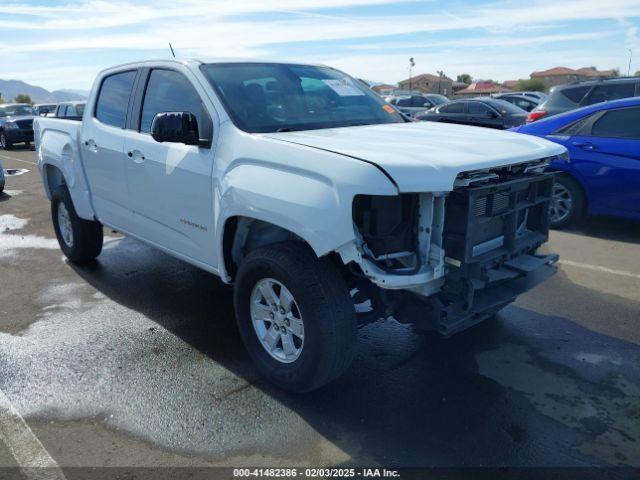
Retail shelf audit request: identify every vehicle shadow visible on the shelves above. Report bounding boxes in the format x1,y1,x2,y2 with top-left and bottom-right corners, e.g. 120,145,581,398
562,216,640,244
69,236,640,468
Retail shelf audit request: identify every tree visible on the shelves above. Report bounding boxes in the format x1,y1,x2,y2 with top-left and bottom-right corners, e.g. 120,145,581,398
456,73,472,85
13,94,33,104
0,92,4,104
635,71,640,77
516,78,546,92
611,68,620,77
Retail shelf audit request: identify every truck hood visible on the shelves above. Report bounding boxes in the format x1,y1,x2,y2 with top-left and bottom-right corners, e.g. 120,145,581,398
264,122,566,192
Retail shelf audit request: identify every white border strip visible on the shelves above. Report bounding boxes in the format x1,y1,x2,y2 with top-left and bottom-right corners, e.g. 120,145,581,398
0,389,66,480
559,259,640,280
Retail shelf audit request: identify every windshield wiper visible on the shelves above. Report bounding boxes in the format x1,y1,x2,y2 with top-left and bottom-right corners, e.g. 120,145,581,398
276,127,297,132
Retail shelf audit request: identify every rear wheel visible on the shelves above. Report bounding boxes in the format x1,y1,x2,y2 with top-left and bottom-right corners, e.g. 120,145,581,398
234,242,357,392
549,174,585,229
51,186,103,263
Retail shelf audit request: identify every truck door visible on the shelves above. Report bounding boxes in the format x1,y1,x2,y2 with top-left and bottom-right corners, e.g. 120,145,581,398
81,69,138,230
123,67,218,266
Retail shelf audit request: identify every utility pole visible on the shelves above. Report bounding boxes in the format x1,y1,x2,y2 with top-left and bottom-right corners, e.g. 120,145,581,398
437,70,444,94
409,57,415,94
628,49,633,76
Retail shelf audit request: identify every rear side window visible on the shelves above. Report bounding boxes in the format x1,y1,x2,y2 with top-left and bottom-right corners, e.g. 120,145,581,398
586,83,637,105
396,98,411,107
410,96,432,108
545,86,590,109
440,102,464,114
140,69,208,133
590,107,640,139
95,70,137,128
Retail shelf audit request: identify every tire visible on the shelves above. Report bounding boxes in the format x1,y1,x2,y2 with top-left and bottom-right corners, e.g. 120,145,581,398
234,242,357,393
549,173,585,229
51,186,103,263
0,132,12,150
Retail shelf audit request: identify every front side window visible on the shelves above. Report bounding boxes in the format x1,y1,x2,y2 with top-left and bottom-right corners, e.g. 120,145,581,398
468,102,491,115
140,69,209,133
95,70,137,128
589,107,640,139
200,63,403,133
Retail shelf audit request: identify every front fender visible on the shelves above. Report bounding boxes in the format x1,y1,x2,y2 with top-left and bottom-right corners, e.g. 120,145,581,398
215,158,397,280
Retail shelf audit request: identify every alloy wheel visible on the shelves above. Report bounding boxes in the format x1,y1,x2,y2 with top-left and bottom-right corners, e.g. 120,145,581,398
250,278,304,363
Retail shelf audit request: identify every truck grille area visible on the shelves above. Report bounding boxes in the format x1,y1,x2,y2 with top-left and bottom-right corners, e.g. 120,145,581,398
443,173,553,271
15,119,33,130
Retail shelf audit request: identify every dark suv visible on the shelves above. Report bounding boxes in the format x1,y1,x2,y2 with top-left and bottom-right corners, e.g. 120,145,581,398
0,103,35,149
527,77,640,122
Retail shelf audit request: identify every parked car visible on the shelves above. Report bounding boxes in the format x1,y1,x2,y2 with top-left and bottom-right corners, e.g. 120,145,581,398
388,95,437,117
0,103,35,150
512,97,640,228
417,98,527,129
0,159,4,194
34,104,58,117
492,93,541,112
54,101,86,119
35,59,564,392
527,77,640,123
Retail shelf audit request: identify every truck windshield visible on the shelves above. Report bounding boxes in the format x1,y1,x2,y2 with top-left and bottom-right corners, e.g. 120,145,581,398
200,63,404,133
0,105,34,117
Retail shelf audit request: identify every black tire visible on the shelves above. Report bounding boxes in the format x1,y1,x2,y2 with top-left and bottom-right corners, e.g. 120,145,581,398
0,132,12,150
550,174,585,229
234,242,357,393
51,186,103,263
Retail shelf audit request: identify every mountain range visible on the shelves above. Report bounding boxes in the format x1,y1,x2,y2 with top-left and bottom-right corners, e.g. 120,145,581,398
0,79,88,104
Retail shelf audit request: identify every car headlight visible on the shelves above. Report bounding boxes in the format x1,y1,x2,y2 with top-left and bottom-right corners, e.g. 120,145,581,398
558,151,570,163
4,122,18,130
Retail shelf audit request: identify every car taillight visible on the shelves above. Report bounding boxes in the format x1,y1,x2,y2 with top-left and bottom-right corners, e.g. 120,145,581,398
526,110,547,123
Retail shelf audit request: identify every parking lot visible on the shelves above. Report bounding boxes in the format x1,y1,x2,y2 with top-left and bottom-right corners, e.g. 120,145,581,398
1,147,639,474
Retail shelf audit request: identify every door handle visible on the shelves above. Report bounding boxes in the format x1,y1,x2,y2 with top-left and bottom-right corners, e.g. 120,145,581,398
572,141,596,150
128,150,146,163
84,139,98,153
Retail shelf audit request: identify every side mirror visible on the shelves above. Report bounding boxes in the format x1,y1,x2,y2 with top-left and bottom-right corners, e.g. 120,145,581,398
151,112,211,148
486,110,499,118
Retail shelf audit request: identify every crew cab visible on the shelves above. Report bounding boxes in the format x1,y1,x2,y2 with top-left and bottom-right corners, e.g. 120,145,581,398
35,59,566,392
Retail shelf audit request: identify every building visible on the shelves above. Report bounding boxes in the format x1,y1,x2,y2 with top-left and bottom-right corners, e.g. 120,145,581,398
397,73,453,96
454,81,512,97
371,84,396,96
530,66,616,91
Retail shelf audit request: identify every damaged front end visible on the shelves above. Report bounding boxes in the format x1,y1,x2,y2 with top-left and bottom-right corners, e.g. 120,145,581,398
344,159,559,335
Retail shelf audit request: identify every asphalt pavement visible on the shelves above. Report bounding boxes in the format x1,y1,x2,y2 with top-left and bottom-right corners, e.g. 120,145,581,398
0,147,639,476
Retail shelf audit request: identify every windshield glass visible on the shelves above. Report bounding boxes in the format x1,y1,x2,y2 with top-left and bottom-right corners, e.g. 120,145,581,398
0,104,34,117
200,63,404,133
426,94,449,105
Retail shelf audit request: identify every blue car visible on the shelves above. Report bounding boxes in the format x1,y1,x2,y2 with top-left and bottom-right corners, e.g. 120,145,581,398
512,97,640,228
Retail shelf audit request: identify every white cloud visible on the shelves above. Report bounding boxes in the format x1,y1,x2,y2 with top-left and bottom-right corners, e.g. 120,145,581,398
0,0,638,89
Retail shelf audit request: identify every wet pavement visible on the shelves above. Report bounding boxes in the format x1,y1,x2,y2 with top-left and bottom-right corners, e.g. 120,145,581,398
0,148,639,473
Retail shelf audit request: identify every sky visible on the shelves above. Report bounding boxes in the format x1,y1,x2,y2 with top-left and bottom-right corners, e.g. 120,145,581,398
0,0,639,92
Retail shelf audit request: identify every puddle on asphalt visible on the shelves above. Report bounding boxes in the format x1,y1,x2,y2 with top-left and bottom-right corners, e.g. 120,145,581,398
0,214,59,257
476,343,640,466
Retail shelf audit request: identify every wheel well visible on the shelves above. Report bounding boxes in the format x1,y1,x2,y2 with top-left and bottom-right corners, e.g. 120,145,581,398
44,164,66,199
222,217,306,281
554,171,588,213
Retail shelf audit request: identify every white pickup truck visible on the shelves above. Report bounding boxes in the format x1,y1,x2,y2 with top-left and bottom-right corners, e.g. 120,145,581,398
35,59,565,392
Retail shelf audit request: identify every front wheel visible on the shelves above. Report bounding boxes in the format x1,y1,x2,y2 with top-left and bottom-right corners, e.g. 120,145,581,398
51,186,104,263
549,174,585,229
0,132,12,150
234,242,357,393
